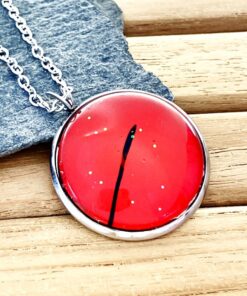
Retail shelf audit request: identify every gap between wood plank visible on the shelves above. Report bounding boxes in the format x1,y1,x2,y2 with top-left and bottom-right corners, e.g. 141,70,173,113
116,0,247,36
127,32,247,114
0,206,246,296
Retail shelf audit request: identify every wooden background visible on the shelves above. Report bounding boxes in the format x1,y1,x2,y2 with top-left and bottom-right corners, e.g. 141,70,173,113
1,1,247,295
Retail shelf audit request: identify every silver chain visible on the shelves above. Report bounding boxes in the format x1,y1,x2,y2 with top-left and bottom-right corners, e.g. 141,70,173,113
0,0,74,112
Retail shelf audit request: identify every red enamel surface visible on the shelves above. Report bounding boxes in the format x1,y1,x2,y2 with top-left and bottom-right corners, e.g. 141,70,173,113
57,91,205,231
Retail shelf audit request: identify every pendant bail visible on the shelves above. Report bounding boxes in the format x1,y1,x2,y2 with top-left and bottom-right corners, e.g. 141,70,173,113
46,86,75,111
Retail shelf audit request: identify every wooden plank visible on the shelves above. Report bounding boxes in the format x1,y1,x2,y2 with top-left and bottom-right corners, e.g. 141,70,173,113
0,206,246,296
116,0,247,36
128,32,247,114
0,112,247,220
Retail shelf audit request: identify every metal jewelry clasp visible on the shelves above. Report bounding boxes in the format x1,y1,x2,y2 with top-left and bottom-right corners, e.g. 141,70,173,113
47,86,75,111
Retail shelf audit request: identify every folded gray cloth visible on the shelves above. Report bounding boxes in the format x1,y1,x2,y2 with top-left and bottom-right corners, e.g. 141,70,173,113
0,0,173,156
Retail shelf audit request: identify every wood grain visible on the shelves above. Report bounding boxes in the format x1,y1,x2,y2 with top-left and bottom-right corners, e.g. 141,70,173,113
0,206,246,295
128,32,247,113
116,0,247,36
1,2,247,295
0,112,247,220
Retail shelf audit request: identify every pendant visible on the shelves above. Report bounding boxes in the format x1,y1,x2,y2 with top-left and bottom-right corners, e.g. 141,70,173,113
51,90,209,241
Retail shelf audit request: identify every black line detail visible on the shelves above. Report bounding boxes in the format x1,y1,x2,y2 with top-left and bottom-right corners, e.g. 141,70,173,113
108,124,137,227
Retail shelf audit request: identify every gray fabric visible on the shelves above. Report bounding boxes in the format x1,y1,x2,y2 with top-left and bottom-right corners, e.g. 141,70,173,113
92,0,124,30
0,0,173,157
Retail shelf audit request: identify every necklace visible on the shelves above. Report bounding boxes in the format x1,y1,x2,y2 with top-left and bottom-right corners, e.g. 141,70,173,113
0,0,209,241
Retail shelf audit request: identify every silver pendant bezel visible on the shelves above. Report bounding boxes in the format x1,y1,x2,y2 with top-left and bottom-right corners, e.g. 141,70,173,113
50,89,209,241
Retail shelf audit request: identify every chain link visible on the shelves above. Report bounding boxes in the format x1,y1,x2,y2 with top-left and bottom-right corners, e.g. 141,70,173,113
0,0,74,112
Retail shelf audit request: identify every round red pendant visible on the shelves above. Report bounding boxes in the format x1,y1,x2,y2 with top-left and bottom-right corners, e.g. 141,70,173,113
51,90,208,240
